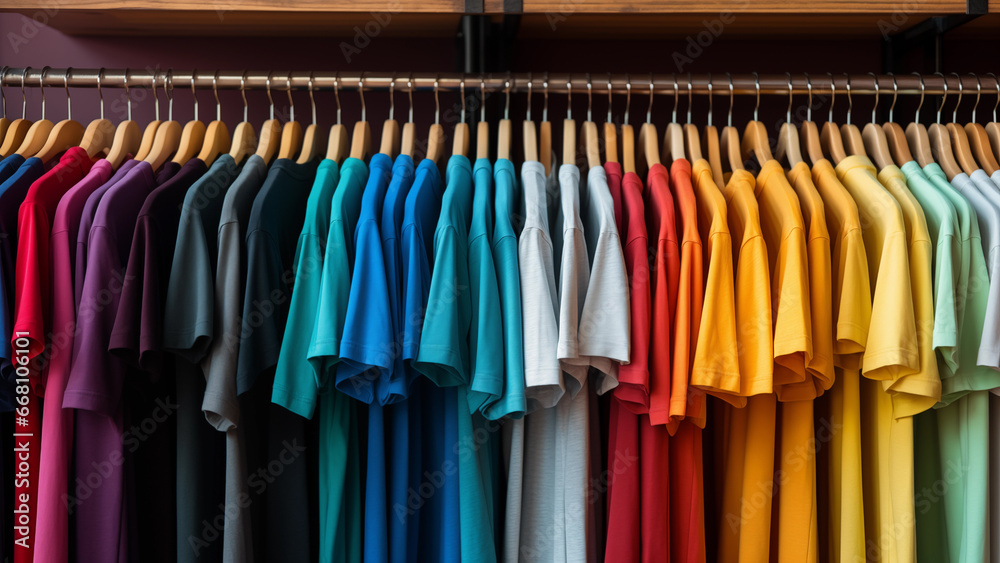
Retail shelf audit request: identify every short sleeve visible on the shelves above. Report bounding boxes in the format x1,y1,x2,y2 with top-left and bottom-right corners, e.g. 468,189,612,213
484,233,525,420
863,230,920,380
235,229,287,395
614,235,651,411
466,232,504,414
557,229,591,397
931,232,959,373
578,228,629,393
518,226,562,411
833,229,871,369
109,217,163,372
771,229,814,401
305,222,353,384
162,209,215,363
691,230,742,402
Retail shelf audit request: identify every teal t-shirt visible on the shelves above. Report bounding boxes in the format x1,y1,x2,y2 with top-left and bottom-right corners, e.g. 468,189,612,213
485,158,527,420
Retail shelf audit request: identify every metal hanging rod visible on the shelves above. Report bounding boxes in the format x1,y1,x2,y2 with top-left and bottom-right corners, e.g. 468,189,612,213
0,68,992,97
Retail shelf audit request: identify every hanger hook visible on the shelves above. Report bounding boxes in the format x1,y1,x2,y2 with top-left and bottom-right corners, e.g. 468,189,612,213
96,67,105,120
752,71,760,121
287,72,295,123
239,70,248,122
969,73,980,124
165,69,173,122
460,75,466,124
433,75,440,125
39,66,49,120
64,67,72,121
586,72,592,122
607,73,613,123
357,74,365,123
913,72,924,123
407,73,414,124
707,73,713,128
951,72,962,123
333,72,342,125
307,72,316,125
20,67,29,120
0,66,6,118
505,74,512,121
726,72,734,127
264,71,274,120
843,73,853,126
526,72,533,122
151,70,160,121
543,72,549,122
624,73,631,125
868,72,879,124
567,74,573,121
647,73,655,124
125,67,132,121
388,72,396,122
482,76,488,124
687,72,693,125
887,72,898,123
988,72,999,122
804,72,813,122
934,72,947,125
826,72,835,124
212,70,221,122
190,69,197,122
786,72,793,124
672,73,679,123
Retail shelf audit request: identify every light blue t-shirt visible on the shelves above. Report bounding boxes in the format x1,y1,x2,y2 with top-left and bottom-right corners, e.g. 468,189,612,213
486,158,526,421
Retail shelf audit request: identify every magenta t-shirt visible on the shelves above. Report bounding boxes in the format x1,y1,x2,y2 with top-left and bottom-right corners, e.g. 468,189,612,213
33,159,113,563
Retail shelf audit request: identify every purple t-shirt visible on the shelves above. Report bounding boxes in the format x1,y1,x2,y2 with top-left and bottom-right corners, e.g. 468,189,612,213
63,161,158,563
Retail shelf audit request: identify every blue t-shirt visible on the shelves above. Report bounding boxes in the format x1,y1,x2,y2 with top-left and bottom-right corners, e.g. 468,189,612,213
338,152,395,402
485,158,526,420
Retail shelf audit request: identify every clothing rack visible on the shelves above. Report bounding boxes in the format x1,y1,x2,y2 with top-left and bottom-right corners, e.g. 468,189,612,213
0,68,984,96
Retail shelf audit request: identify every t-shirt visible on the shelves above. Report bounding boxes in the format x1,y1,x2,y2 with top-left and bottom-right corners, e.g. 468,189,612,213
32,158,111,563
605,160,624,234
614,168,651,412
487,158,526,420
192,155,269,563
810,158,870,563
554,164,592,393
689,159,740,402
0,153,25,185
64,160,157,563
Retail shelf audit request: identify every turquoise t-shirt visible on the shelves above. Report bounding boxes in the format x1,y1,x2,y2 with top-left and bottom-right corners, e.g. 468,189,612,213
485,158,527,420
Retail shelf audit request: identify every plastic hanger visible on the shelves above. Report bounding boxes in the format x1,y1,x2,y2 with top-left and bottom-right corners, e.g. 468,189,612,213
562,76,576,167
228,71,257,165
820,73,848,164
276,73,302,160
838,74,868,160
540,74,552,174
637,74,660,174
170,71,206,165
379,74,401,159
905,73,934,168
859,72,893,170
295,73,321,164
0,68,32,157
881,73,914,166
14,67,54,158
775,72,803,167
401,74,416,158
928,73,962,180
425,77,445,165
452,78,470,159
105,69,141,169
622,75,636,175
946,73,978,175
143,70,182,171
478,77,491,160
326,74,347,164
964,73,998,175
581,74,600,169
498,76,513,162
195,71,231,167
660,74,684,165
799,73,825,166
348,76,371,161
604,74,618,165
719,72,745,175
135,71,162,161
702,73,725,186
741,72,774,165
33,67,86,163
683,73,702,162
985,73,1000,164
523,74,539,163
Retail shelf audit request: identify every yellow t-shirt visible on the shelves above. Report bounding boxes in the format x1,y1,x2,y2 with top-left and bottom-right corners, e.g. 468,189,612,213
755,159,813,400
690,159,741,402
811,158,869,563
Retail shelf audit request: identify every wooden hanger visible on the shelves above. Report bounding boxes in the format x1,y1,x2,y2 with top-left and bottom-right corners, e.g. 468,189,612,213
660,76,684,165
478,78,490,160
452,79,470,159
604,75,618,165
0,67,10,147
0,71,31,156
945,73,978,175
326,74,347,163
228,72,257,165
348,76,371,161
775,72,803,167
378,75,401,159
562,76,576,167
104,71,140,169
984,73,1000,166
540,74,552,175
582,74,600,169
425,78,445,165
195,73,231,167
171,72,206,165
401,75,416,158
498,77,513,162
143,71,181,170
905,72,934,168
14,67,54,158
296,74,322,164
135,71,163,161
963,73,999,175
857,73,892,170
33,68,85,163
276,74,302,160
523,75,539,163
928,73,962,179
622,76,636,174
714,73,744,177
682,75,702,162
637,77,660,174
820,73,848,164
798,73,825,166
740,74,773,165
880,73,914,167
836,74,870,162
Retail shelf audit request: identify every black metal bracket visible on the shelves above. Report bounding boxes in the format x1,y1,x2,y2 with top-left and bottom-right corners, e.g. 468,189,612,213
882,9,984,74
